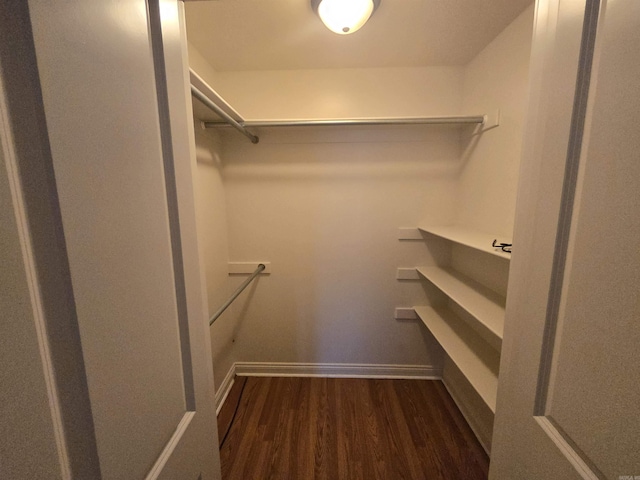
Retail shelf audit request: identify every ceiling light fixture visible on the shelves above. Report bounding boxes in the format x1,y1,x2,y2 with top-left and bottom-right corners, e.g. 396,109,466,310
311,0,381,35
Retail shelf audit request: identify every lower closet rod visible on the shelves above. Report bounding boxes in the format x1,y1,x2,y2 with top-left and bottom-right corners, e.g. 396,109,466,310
209,263,266,326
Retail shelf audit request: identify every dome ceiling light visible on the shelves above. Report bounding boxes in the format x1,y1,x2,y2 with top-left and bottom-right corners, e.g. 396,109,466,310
311,0,381,35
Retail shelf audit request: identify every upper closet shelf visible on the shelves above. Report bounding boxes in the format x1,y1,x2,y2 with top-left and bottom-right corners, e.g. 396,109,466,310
419,225,512,259
190,69,259,144
203,115,488,128
189,68,499,144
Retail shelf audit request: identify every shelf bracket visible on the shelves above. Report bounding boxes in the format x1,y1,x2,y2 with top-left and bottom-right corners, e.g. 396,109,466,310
477,109,501,133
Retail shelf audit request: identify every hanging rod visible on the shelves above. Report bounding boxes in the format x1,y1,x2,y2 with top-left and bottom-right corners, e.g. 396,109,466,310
203,115,486,129
191,85,259,144
209,263,266,326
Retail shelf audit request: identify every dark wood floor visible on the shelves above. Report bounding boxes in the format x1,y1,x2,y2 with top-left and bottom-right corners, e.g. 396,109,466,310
218,377,488,480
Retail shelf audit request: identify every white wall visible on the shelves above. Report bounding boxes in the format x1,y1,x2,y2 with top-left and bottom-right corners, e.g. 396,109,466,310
187,45,467,378
457,5,535,237
192,122,240,390
220,125,459,367
444,4,534,453
190,58,466,369
188,42,220,88
211,66,463,120
188,4,533,385
189,45,249,391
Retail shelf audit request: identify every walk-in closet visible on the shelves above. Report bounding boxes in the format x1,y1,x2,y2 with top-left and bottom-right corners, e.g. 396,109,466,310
186,0,532,464
3,0,637,478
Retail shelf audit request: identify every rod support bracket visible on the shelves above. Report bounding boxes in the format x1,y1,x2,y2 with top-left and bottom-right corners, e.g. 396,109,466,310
481,109,501,131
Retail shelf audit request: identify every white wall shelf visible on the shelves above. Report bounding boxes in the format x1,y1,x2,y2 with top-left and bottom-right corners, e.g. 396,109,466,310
203,115,490,128
416,266,505,350
418,225,512,260
414,306,500,412
190,69,244,124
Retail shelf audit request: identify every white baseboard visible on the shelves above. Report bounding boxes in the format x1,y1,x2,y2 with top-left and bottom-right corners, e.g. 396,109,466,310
215,362,442,416
214,364,237,416
234,362,442,380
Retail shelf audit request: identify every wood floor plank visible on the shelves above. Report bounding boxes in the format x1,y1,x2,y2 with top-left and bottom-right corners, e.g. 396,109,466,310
223,377,272,480
379,380,425,479
219,377,489,480
290,378,312,478
413,380,481,478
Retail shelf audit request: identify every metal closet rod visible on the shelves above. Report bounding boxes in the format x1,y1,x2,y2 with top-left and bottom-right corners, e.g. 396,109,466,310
190,85,259,144
209,263,266,326
203,115,486,129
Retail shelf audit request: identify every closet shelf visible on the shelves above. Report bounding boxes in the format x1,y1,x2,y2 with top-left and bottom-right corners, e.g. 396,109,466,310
414,306,500,413
190,69,259,144
202,115,487,129
418,225,512,259
190,69,498,143
416,266,505,350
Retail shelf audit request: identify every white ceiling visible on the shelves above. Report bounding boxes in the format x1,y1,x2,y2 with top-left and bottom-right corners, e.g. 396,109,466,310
184,0,533,72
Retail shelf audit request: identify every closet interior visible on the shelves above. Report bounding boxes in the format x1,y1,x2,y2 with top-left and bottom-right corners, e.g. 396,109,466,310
184,0,534,454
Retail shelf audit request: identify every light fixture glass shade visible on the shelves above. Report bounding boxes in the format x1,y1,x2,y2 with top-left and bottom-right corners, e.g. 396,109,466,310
316,0,375,35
